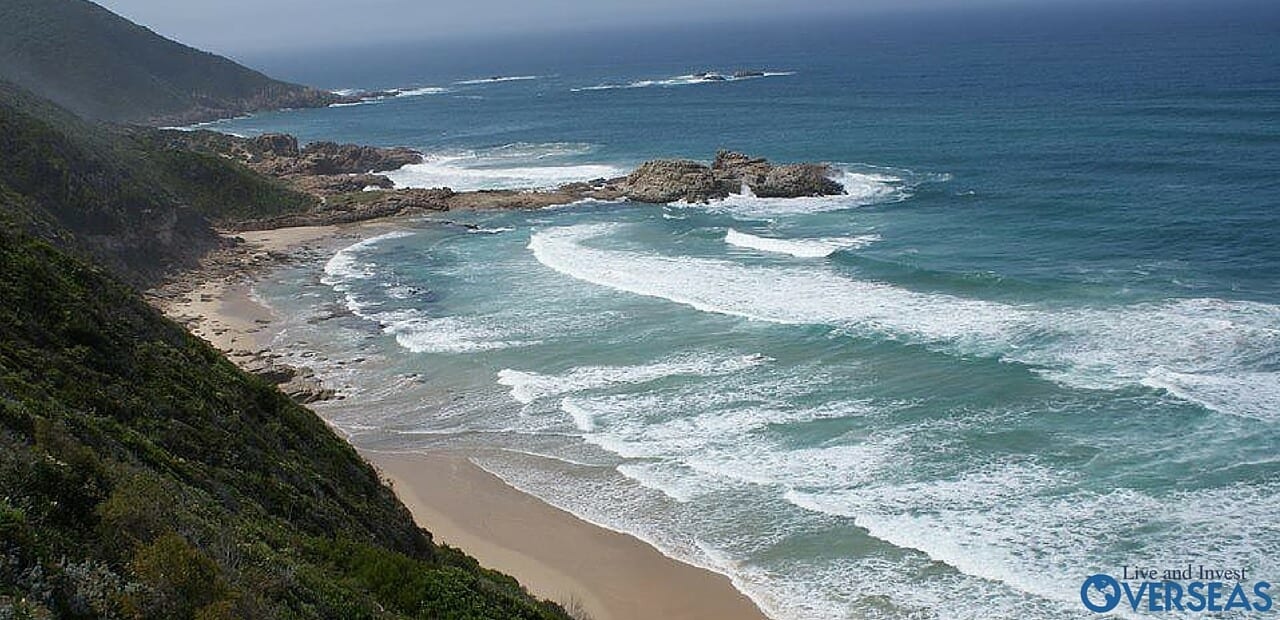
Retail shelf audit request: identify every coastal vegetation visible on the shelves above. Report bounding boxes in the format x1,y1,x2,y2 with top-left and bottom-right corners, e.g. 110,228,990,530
0,2,843,617
0,5,574,614
0,0,342,124
0,226,574,618
0,79,317,286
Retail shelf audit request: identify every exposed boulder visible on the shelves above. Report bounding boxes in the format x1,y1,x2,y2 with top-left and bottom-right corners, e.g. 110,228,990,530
230,187,455,230
623,159,735,203
754,163,845,198
239,356,334,403
624,151,845,203
280,372,337,404
712,150,771,188
157,130,422,177
249,133,300,158
378,187,455,212
297,141,423,175
288,173,395,196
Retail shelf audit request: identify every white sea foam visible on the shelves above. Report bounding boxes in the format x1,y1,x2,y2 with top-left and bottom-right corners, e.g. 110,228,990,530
395,86,450,97
615,461,728,503
725,229,880,258
529,223,1280,418
1141,368,1280,421
497,353,768,404
572,70,795,92
322,231,537,354
322,231,416,287
473,438,1092,620
329,86,449,106
689,168,930,218
454,75,543,85
786,471,1280,610
386,142,625,191
160,115,253,132
388,159,621,191
386,314,538,353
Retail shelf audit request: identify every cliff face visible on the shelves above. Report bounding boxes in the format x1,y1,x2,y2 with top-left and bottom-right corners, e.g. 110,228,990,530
0,0,341,125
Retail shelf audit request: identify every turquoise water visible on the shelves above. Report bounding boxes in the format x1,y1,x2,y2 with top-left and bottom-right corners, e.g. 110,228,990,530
226,5,1279,618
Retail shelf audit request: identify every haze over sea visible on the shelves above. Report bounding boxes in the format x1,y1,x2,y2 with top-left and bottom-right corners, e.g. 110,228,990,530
210,3,1279,618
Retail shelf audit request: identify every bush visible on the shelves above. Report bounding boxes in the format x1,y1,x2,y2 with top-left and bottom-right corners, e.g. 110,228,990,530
127,533,226,619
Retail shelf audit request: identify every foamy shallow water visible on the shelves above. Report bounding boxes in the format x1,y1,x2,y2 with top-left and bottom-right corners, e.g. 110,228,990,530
226,20,1280,616
254,192,1280,620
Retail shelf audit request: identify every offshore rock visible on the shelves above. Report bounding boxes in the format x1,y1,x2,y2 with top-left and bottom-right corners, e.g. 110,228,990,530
623,160,734,203
753,163,846,198
624,151,845,203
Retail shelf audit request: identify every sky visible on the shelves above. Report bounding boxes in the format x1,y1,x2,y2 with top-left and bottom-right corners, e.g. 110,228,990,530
94,0,1055,55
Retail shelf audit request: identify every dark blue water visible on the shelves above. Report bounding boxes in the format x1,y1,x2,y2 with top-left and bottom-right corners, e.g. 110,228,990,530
224,4,1280,617
225,2,1280,303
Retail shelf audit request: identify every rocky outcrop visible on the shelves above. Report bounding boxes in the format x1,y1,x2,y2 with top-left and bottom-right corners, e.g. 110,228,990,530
754,163,845,198
230,188,456,231
158,130,422,177
236,356,334,403
622,151,845,203
712,150,770,190
296,141,423,175
156,127,844,222
243,137,423,176
623,159,735,203
288,173,395,196
249,133,300,158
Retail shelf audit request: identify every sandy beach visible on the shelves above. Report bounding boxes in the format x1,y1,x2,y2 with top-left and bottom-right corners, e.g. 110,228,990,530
151,221,769,620
151,224,355,355
370,450,767,620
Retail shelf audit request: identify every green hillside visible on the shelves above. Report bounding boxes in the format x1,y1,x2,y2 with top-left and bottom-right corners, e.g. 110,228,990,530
0,80,317,285
0,69,572,620
0,225,572,619
0,0,340,125
0,19,576,617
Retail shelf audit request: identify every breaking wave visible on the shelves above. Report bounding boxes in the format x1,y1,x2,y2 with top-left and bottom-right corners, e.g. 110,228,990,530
385,142,626,191
529,223,1280,419
725,229,880,258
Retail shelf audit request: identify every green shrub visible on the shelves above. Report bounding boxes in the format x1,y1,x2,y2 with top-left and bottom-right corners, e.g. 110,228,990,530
0,229,572,617
127,533,226,619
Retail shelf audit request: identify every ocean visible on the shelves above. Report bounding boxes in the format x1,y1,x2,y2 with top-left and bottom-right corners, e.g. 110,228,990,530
212,4,1279,618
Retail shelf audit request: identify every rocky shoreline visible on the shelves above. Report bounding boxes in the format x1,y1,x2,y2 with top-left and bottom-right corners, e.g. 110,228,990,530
146,225,368,405
147,136,848,401
161,128,848,228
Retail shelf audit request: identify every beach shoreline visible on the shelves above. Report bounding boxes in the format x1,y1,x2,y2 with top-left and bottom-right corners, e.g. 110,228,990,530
149,219,769,620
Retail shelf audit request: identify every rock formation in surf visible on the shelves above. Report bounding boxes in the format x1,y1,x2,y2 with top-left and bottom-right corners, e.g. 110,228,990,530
620,150,846,203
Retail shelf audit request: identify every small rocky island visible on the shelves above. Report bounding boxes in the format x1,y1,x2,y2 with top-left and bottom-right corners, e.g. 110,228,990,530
623,150,846,203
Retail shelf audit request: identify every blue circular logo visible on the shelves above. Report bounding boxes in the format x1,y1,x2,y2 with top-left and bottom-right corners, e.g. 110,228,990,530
1081,574,1122,613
